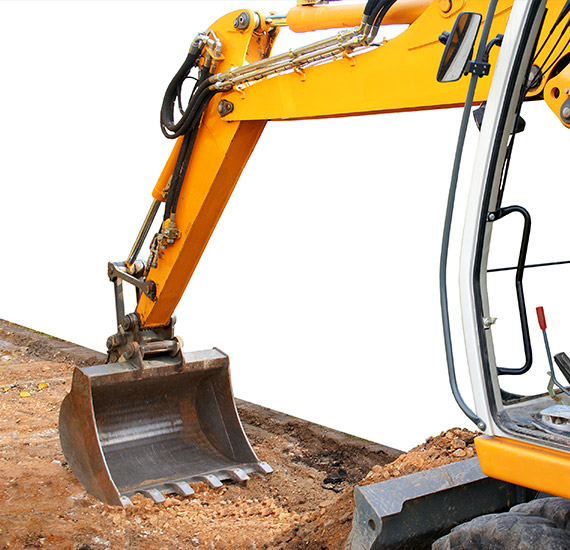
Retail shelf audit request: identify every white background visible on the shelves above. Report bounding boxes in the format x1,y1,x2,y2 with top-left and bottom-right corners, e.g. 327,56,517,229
1,1,567,452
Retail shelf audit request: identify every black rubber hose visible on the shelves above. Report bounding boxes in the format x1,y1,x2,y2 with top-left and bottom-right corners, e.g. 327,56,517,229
370,0,397,29
161,77,214,138
170,84,215,138
163,132,193,220
164,110,202,218
163,90,215,218
170,120,201,216
177,76,199,116
160,48,201,137
161,78,205,138
363,0,381,22
159,39,225,220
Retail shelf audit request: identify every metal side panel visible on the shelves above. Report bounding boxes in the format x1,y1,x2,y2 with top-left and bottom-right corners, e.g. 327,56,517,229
348,457,534,550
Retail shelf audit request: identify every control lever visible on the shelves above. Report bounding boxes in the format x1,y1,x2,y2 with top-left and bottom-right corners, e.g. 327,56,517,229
536,306,570,398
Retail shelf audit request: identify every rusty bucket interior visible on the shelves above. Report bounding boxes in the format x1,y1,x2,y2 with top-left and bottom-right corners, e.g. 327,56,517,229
59,348,271,506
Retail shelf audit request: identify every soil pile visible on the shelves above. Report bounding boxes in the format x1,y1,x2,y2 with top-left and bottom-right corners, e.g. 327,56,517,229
269,428,478,549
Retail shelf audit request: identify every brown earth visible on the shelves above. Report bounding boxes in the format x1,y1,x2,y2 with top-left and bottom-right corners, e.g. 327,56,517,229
0,320,477,550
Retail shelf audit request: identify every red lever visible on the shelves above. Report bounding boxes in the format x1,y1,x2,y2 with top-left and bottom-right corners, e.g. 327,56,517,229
536,306,547,331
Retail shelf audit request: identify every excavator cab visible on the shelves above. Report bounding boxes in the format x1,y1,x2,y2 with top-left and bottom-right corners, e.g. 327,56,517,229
438,0,570,499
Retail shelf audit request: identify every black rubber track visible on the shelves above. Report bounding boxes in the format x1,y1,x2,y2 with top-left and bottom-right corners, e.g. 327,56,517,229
432,497,570,550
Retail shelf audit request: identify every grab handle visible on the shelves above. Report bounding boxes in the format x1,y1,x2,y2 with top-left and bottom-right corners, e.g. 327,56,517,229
487,205,532,375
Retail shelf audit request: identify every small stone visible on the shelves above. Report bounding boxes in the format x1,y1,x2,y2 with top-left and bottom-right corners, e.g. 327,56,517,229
451,438,466,449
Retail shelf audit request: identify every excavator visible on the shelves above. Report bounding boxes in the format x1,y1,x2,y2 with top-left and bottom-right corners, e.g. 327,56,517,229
59,0,570,547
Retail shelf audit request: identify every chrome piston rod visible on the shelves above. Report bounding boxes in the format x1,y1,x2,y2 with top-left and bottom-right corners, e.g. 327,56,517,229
127,198,161,266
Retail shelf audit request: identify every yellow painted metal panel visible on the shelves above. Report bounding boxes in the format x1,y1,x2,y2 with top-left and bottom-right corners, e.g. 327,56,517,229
222,2,515,122
138,119,266,326
286,1,432,33
475,435,570,499
544,64,570,129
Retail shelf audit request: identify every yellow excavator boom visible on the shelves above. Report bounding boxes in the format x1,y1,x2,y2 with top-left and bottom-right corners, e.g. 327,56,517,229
138,0,526,328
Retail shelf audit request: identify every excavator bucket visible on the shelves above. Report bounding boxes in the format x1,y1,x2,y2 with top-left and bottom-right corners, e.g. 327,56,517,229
59,348,271,506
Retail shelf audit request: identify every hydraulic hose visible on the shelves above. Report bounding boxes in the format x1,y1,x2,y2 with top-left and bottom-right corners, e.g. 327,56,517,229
370,0,398,28
160,44,217,220
160,46,202,136
163,132,193,220
165,96,213,219
158,35,222,220
361,0,398,43
362,0,381,24
161,75,215,139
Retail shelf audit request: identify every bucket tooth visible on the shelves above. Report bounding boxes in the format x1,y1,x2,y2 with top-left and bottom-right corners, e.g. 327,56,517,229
120,496,133,507
166,482,195,497
196,474,224,489
223,468,249,482
256,462,273,474
139,488,166,503
59,348,271,506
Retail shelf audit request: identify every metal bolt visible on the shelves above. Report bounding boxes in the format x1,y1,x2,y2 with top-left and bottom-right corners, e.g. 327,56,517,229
107,333,123,349
527,65,542,90
565,88,570,95
439,0,452,13
123,343,136,360
488,213,496,221
218,99,234,117
483,316,497,329
234,11,250,30
144,281,157,301
438,31,450,46
562,106,570,119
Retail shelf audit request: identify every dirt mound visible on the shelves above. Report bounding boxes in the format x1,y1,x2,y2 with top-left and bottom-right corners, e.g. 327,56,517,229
270,428,478,549
360,427,477,485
